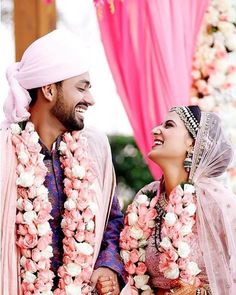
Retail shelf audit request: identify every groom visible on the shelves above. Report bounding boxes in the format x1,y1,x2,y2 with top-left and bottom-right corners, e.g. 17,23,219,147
1,29,126,295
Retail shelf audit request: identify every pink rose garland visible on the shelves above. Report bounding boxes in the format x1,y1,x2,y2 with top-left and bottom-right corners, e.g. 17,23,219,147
11,122,96,295
120,184,200,294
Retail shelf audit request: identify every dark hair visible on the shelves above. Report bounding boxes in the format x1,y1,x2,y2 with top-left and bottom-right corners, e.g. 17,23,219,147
188,105,201,124
28,81,62,107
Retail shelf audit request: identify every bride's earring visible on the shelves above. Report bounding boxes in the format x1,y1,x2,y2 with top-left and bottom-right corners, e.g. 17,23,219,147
184,149,193,172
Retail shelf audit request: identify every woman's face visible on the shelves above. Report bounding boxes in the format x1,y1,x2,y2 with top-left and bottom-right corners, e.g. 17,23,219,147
148,111,194,167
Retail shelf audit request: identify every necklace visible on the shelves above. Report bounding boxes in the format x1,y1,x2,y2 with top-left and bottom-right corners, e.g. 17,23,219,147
154,192,167,249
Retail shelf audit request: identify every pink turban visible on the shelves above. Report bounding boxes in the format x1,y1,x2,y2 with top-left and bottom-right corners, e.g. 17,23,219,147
3,29,90,124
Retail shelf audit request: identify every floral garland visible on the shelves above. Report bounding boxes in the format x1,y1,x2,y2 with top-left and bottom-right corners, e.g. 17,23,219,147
120,183,201,294
191,0,236,193
11,121,96,295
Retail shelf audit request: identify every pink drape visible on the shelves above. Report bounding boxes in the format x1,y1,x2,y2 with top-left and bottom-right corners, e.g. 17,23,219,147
96,0,209,178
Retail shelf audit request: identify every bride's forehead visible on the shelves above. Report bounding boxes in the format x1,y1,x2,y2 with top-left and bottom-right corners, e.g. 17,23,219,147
165,111,181,121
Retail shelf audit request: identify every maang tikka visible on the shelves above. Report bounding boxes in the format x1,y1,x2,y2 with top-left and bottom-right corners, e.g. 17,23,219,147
184,148,193,172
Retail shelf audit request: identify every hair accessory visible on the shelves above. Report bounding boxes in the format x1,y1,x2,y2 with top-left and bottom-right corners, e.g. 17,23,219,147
171,106,200,138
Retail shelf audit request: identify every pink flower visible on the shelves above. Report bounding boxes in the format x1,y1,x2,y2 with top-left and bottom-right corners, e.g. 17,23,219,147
145,208,157,222
25,259,37,272
37,236,49,251
136,262,147,275
16,212,24,224
21,249,32,258
17,224,28,235
17,233,38,249
72,179,81,190
129,249,139,263
174,204,183,215
125,261,136,274
84,231,95,245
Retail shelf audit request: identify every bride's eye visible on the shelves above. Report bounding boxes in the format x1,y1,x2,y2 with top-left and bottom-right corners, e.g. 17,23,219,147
164,122,174,128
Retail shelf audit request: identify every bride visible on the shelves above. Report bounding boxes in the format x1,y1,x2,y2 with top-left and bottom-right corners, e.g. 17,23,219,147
119,105,236,295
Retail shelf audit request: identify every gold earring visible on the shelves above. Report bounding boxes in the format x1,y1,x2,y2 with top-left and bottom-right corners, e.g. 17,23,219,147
184,149,193,172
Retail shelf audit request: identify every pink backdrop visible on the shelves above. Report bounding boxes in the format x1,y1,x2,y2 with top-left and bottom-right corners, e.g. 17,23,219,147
96,0,209,179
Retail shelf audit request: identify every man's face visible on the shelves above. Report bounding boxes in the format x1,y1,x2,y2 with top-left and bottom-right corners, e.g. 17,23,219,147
51,72,94,131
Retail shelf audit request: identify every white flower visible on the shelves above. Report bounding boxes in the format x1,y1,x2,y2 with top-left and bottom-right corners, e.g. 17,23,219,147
136,194,149,206
215,58,228,73
17,198,24,211
141,285,152,291
186,261,201,276
148,220,156,228
18,150,29,165
207,6,219,26
30,131,39,144
36,185,49,199
20,256,27,267
120,250,130,264
184,184,195,194
23,211,37,224
128,212,138,226
23,199,33,211
180,224,193,236
10,123,21,135
160,237,172,250
41,292,53,295
64,198,76,210
225,35,236,52
71,164,86,179
208,73,225,88
218,21,235,36
199,96,216,112
178,241,190,258
88,202,98,215
86,220,95,232
133,275,149,289
23,271,36,283
130,227,144,240
226,73,236,85
164,266,179,279
37,222,51,236
41,245,53,259
164,212,177,226
16,171,35,188
65,263,82,277
59,141,67,153
65,284,82,295
139,248,146,262
185,203,196,216
75,242,94,255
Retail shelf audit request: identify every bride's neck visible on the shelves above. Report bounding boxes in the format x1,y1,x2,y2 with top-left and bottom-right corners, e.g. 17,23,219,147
161,166,188,197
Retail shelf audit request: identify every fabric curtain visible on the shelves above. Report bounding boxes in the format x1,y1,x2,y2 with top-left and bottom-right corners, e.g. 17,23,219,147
96,0,209,178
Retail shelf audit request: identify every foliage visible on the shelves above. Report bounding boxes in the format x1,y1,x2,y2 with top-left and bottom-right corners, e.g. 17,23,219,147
108,135,154,206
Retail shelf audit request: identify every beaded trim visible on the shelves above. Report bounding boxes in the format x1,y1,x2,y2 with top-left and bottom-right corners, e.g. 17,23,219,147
171,106,200,138
189,112,210,181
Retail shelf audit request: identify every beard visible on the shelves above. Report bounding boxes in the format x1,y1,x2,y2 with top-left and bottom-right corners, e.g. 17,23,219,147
51,93,85,131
